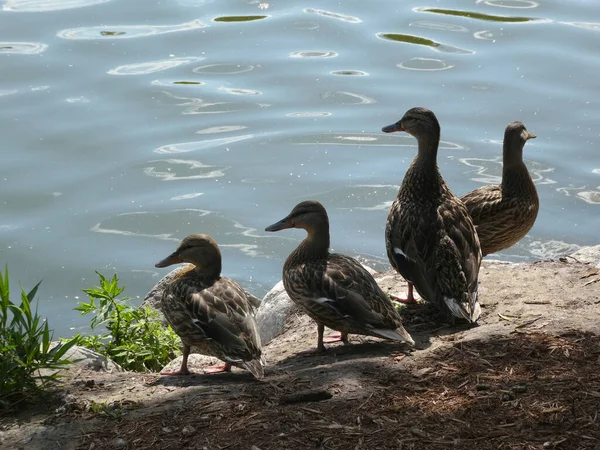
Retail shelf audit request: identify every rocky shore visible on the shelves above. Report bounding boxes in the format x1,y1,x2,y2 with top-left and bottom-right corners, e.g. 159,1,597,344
1,246,599,450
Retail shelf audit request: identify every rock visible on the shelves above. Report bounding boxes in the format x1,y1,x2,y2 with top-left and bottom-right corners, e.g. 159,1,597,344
43,343,122,373
160,353,223,374
111,438,126,449
181,426,196,436
570,244,600,268
255,281,300,345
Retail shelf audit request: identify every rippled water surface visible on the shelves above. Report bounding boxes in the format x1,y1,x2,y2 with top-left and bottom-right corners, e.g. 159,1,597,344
1,0,599,336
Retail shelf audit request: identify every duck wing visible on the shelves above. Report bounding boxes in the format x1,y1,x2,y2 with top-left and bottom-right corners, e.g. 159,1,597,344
385,201,438,302
436,199,482,321
166,277,263,374
287,254,413,344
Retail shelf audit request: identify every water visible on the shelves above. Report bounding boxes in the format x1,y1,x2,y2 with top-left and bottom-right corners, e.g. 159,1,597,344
1,0,598,337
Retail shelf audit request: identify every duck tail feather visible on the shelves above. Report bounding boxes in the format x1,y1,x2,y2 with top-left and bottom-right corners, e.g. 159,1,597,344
370,326,415,346
243,358,265,379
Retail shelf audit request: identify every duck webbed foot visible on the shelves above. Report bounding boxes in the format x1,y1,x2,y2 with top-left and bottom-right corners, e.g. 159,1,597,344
322,332,349,345
390,282,421,304
202,363,232,374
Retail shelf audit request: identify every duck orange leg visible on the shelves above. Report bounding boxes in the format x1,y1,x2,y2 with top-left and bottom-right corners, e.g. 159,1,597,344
390,282,420,304
161,344,192,376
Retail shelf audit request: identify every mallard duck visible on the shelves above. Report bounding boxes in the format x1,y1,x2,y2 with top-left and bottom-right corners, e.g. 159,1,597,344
460,121,538,256
382,107,481,323
155,234,264,378
265,200,414,353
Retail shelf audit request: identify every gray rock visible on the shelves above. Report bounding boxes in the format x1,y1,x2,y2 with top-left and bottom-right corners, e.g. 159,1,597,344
255,281,300,346
570,244,600,268
160,353,223,374
52,342,122,372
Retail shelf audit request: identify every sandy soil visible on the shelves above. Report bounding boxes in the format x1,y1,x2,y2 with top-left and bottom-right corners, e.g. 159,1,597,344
1,257,599,450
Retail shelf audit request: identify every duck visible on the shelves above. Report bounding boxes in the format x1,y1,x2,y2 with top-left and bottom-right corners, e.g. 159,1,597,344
265,200,414,353
154,234,264,378
382,107,481,323
460,121,539,256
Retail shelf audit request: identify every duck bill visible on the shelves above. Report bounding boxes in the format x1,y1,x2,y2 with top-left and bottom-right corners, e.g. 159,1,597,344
265,216,293,232
382,122,404,133
155,251,183,268
526,132,537,140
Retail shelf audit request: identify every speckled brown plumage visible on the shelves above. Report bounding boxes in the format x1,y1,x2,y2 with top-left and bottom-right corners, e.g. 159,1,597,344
382,107,482,323
461,121,539,256
155,234,264,378
265,200,414,352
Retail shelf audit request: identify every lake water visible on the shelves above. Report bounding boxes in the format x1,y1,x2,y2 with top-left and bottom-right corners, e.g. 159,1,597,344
1,0,599,338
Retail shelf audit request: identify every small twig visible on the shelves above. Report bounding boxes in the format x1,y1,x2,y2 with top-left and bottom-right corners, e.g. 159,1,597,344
516,316,542,328
524,301,551,305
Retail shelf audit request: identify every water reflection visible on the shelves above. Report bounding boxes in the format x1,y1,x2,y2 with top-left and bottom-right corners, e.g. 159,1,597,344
416,7,534,23
108,57,204,76
286,112,332,117
453,156,556,185
57,19,207,40
304,8,361,24
410,21,468,33
322,91,375,105
213,15,268,22
292,21,320,30
330,70,368,76
91,210,210,241
377,33,474,55
479,0,539,9
151,79,204,87
196,125,248,134
171,192,204,201
528,240,581,260
564,22,600,32
290,50,338,58
397,58,455,71
65,96,90,103
556,185,600,205
218,87,261,96
154,134,253,154
143,159,228,180
3,0,111,12
285,133,465,150
193,64,255,74
0,42,48,54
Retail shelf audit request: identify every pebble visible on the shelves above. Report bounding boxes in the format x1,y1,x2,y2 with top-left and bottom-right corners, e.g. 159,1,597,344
111,438,126,449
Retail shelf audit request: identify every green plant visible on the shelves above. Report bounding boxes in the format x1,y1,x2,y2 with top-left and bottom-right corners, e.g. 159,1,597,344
75,272,180,372
0,266,79,409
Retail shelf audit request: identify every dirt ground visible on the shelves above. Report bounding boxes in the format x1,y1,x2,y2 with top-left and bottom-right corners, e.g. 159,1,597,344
1,258,599,450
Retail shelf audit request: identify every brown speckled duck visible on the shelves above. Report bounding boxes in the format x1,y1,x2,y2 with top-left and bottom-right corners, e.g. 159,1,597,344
460,121,539,256
382,107,481,323
155,234,264,378
265,200,414,353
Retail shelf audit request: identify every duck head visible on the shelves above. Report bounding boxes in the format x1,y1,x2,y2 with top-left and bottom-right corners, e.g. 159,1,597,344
505,120,536,144
382,107,441,143
265,200,329,235
155,234,222,277
503,121,536,165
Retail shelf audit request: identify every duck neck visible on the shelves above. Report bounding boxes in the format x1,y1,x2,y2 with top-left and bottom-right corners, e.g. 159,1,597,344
192,258,221,281
401,133,443,196
415,134,440,171
502,142,535,197
285,225,330,268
